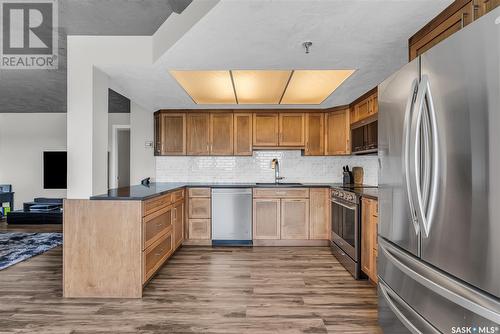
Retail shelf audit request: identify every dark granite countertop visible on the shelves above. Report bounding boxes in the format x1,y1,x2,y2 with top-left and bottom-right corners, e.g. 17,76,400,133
90,182,378,201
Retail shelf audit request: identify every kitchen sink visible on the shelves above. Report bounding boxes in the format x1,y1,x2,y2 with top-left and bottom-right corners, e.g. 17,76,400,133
255,183,303,187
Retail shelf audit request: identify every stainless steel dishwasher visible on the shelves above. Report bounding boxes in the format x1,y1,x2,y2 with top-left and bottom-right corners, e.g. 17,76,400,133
211,188,252,245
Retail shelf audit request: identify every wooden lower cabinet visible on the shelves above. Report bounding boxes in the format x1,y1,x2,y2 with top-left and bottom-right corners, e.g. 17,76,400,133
361,197,378,283
309,188,331,239
63,188,185,298
253,198,281,240
173,201,184,249
143,230,173,283
188,197,211,218
253,188,328,243
280,199,309,239
186,188,212,241
188,219,211,240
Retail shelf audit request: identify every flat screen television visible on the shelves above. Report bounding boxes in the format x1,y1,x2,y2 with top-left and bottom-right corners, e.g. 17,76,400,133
43,151,67,189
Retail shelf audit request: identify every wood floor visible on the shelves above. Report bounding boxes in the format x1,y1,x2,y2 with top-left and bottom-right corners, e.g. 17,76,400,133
0,227,381,333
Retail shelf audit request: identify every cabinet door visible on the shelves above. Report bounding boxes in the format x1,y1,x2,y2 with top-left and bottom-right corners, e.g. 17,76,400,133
154,113,161,155
305,113,324,156
361,198,373,277
253,113,279,146
253,198,280,239
187,113,210,155
234,113,253,156
309,188,330,239
279,113,305,146
369,94,378,115
355,98,370,121
173,202,184,249
188,219,211,240
325,108,350,155
409,1,474,60
210,113,233,155
280,199,309,240
159,113,186,155
188,197,211,219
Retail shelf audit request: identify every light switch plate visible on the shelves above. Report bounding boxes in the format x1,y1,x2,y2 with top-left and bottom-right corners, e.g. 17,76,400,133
145,141,153,148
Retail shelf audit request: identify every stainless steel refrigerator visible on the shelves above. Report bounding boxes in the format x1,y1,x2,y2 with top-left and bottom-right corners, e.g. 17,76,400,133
378,8,500,333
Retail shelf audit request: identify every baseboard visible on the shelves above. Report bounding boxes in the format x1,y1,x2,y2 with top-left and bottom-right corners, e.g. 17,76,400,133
252,239,330,246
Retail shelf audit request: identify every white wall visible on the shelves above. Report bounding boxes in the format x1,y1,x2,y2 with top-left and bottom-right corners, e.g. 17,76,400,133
67,36,152,199
130,102,155,185
156,151,378,186
0,113,67,209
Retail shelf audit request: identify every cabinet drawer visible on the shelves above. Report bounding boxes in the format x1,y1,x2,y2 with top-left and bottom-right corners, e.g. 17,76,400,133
143,231,173,282
143,193,172,216
172,189,185,202
188,197,211,218
253,188,309,198
143,206,173,250
188,219,211,240
188,187,211,198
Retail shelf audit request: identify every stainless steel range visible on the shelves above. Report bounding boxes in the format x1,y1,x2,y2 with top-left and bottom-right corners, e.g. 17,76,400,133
330,188,362,279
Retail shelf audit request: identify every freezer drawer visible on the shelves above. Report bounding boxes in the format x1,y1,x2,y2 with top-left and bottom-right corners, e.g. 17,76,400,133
378,238,500,333
211,188,252,241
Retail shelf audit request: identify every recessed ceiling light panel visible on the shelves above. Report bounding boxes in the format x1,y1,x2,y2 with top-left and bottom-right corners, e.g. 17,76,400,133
170,70,236,104
232,70,292,104
280,69,355,105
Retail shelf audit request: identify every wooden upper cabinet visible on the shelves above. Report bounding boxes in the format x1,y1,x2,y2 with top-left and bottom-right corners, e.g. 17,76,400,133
155,113,186,156
280,199,309,240
408,0,481,61
350,91,377,124
279,113,305,146
253,113,279,146
325,108,350,156
187,113,210,155
305,113,325,155
234,113,253,156
210,113,233,155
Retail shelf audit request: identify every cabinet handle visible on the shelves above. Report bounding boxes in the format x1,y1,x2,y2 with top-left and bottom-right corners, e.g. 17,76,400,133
156,223,163,228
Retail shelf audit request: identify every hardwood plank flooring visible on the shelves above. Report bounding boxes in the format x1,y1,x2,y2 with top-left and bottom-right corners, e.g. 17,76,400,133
0,244,381,333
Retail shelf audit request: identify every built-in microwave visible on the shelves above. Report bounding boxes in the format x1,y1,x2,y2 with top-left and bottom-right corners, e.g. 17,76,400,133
351,115,378,155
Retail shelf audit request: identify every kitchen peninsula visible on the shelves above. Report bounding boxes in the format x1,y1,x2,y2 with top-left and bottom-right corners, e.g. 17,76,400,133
63,182,377,298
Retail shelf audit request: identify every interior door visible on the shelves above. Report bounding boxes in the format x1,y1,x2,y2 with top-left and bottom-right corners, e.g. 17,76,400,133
419,11,500,298
378,59,420,256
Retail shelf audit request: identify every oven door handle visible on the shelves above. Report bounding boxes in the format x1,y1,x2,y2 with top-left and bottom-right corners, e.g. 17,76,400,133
331,199,357,210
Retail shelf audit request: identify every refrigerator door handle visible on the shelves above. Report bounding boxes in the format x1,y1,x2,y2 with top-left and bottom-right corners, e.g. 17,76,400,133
402,79,420,235
379,280,440,334
422,75,440,239
410,75,440,238
379,238,500,324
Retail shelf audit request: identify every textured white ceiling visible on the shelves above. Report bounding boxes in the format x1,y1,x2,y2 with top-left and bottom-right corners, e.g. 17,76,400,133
102,0,452,111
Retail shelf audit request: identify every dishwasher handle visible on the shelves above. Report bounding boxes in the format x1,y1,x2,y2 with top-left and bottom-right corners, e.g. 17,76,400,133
211,188,252,195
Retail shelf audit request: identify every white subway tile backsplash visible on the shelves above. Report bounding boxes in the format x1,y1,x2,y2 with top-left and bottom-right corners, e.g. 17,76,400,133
156,150,379,185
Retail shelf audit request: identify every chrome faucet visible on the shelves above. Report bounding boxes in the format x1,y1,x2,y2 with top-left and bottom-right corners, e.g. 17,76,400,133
271,158,284,184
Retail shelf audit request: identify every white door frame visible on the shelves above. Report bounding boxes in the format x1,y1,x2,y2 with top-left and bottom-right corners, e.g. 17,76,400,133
111,125,131,189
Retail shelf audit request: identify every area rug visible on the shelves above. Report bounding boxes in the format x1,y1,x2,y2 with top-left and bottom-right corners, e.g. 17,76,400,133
0,232,62,270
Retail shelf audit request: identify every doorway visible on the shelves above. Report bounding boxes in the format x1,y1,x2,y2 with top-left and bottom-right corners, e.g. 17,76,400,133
111,125,131,188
